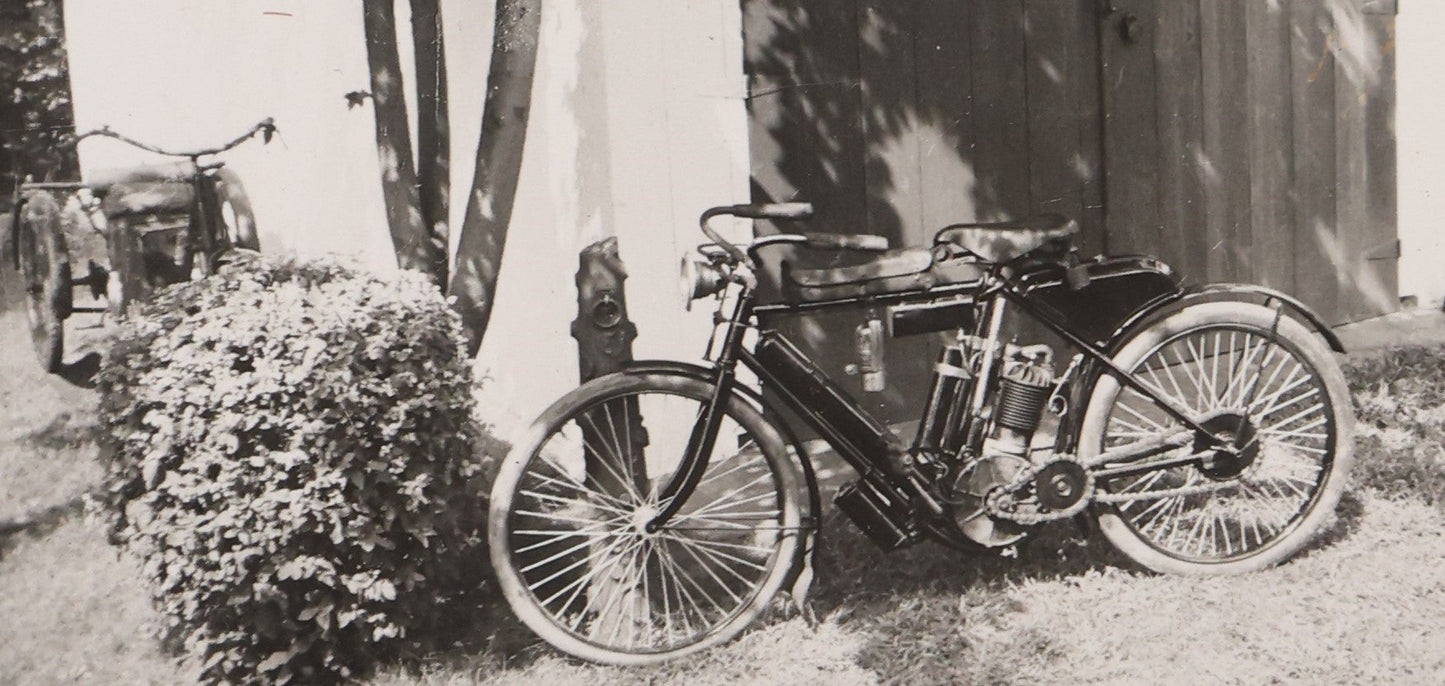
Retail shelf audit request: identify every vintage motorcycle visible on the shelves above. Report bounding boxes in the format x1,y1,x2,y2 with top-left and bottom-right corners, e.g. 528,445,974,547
488,202,1354,665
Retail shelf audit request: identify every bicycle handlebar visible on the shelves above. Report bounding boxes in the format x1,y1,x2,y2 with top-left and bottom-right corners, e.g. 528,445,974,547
699,202,817,264
799,232,889,252
75,117,277,158
699,202,888,265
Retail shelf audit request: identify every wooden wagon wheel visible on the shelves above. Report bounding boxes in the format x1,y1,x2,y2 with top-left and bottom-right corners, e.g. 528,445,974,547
17,192,70,373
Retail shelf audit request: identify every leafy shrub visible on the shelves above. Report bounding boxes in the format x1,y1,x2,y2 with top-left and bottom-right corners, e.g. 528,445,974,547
95,256,490,685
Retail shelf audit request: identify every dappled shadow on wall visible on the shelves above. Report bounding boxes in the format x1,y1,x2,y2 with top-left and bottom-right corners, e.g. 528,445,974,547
739,0,1101,423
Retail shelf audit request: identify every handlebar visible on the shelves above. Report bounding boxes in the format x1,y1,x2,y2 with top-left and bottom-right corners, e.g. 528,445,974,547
699,202,888,265
799,232,889,251
75,117,277,158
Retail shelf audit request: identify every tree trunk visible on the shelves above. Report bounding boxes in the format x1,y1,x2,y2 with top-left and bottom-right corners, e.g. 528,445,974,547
361,0,434,281
410,0,450,284
447,0,543,355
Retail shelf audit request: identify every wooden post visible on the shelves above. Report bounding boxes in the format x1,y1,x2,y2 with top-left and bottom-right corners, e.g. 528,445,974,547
572,237,637,382
571,237,652,629
571,237,646,494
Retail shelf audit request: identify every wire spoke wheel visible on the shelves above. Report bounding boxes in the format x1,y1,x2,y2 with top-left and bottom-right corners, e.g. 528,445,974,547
1080,302,1353,575
17,194,69,373
489,372,803,665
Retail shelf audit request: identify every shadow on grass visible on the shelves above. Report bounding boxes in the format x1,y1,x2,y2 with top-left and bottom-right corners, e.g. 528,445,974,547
56,352,102,389
804,511,1117,685
21,410,102,452
0,494,87,562
809,479,1373,685
1298,490,1367,558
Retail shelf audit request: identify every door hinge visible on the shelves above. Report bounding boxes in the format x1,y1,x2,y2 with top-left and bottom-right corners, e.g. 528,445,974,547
1365,238,1401,261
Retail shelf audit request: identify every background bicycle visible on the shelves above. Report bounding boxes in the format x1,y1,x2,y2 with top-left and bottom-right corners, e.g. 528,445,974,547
4,118,275,373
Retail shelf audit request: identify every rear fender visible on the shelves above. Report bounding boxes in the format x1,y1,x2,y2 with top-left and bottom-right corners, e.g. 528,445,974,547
1106,283,1345,354
1057,282,1344,454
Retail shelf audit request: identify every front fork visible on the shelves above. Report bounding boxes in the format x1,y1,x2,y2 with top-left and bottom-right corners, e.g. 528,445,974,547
645,288,756,531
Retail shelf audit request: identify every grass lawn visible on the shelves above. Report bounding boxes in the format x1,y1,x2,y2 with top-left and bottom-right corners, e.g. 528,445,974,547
3,263,1444,684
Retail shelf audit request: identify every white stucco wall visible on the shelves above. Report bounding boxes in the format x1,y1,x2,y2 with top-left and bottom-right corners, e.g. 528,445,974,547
62,0,750,438
1398,0,1445,307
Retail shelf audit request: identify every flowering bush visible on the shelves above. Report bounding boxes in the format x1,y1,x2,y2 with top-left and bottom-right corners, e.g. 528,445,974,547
95,257,489,685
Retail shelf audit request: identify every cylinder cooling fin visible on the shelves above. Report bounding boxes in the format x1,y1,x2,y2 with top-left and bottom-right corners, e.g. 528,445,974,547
993,347,1055,444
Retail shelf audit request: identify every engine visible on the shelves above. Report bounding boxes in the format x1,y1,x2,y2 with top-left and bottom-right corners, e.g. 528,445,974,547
912,339,1066,548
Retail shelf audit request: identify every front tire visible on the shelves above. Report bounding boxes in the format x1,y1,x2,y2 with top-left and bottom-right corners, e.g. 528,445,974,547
1079,301,1354,575
489,372,804,665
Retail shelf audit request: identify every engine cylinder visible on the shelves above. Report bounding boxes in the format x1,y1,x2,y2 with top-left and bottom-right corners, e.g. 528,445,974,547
996,376,1051,437
989,352,1055,456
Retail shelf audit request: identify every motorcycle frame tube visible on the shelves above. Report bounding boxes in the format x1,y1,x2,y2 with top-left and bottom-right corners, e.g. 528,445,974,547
740,338,902,498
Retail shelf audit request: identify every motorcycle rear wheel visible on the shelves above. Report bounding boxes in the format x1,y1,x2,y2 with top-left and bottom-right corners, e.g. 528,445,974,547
489,372,804,665
1079,301,1354,575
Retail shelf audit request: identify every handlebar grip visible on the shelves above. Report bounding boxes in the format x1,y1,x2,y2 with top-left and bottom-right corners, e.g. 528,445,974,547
727,203,814,221
802,232,890,252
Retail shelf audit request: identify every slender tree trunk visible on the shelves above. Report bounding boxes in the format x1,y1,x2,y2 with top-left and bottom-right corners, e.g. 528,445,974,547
410,0,450,283
362,0,434,281
448,0,543,355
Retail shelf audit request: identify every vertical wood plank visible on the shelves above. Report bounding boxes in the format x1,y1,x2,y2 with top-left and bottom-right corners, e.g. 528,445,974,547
1073,0,1107,257
743,0,867,244
1362,9,1399,313
1334,0,1372,321
1154,0,1207,282
1290,0,1341,322
1199,0,1253,283
743,0,875,421
1024,0,1088,236
1099,0,1161,256
858,0,924,246
914,0,975,234
1245,0,1296,295
971,0,1031,221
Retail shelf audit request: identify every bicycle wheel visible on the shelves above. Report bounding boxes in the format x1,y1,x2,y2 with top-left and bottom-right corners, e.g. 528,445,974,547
17,193,69,373
489,371,804,665
215,169,260,252
1079,301,1353,575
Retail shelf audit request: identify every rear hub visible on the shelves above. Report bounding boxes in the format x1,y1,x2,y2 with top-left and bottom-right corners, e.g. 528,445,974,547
1195,412,1259,480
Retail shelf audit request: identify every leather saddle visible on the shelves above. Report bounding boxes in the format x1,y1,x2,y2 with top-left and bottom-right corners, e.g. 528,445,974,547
782,214,1079,303
85,161,197,217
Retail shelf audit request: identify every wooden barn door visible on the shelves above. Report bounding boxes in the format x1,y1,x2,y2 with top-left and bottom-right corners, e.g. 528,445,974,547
742,0,1105,424
1098,0,1398,324
741,0,1397,426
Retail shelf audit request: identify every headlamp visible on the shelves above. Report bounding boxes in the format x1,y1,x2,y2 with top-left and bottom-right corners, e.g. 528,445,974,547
679,252,727,311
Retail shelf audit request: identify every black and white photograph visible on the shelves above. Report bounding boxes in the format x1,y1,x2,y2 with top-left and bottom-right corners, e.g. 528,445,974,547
1,1,1441,684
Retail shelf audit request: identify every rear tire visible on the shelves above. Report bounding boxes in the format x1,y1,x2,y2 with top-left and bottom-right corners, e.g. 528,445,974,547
17,193,69,373
489,372,804,665
1079,301,1353,576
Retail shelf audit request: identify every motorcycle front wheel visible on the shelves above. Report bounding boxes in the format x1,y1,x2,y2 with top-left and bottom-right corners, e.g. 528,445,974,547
488,371,804,665
1079,301,1354,576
